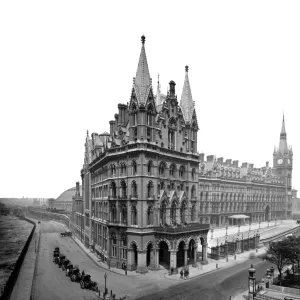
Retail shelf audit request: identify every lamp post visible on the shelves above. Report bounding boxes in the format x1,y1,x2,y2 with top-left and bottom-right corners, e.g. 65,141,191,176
104,273,107,295
248,264,256,300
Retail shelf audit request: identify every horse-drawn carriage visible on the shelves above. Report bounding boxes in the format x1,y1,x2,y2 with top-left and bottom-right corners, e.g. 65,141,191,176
53,252,59,263
80,274,98,291
70,267,81,282
60,231,72,237
58,254,66,268
65,263,74,277
61,259,70,271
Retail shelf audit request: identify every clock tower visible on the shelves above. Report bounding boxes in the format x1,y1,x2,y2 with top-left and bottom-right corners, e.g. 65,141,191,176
273,115,293,218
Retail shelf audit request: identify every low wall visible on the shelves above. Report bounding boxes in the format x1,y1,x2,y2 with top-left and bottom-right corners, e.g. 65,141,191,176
269,284,300,296
0,218,36,300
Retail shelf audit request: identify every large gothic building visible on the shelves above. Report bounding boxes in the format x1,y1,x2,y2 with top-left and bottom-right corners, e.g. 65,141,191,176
72,36,293,273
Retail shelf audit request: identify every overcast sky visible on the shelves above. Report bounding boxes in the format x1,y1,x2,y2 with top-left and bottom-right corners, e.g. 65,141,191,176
0,1,299,199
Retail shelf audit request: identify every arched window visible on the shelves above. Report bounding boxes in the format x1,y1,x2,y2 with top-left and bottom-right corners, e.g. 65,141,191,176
120,181,127,199
132,160,137,175
110,181,117,198
191,204,196,221
179,166,185,179
180,201,187,224
191,168,196,180
120,163,126,176
111,164,116,177
131,205,137,225
170,201,177,225
147,205,154,225
111,204,117,222
159,162,166,177
147,181,154,198
111,232,117,257
121,204,127,223
147,161,153,175
147,104,153,126
169,164,176,178
160,201,167,225
131,181,137,198
191,185,196,199
131,104,137,127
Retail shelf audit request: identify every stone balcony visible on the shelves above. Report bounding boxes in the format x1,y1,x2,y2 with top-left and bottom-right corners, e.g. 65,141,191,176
154,222,210,234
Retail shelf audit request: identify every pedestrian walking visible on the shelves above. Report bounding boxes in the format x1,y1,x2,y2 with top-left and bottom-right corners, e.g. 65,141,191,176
184,268,187,280
186,268,189,279
180,269,183,279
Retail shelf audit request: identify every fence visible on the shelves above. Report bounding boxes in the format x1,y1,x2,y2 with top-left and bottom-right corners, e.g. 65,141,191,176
0,218,36,300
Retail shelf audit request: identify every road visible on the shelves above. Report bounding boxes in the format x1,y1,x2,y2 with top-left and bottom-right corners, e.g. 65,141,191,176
32,219,277,300
32,220,178,300
136,258,275,300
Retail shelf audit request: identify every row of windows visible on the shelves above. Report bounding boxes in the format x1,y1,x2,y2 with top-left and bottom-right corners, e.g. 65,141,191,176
92,180,197,200
91,162,197,184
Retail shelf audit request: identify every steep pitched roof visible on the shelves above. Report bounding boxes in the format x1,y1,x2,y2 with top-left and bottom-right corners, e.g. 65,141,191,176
180,66,195,123
279,114,288,153
133,36,152,105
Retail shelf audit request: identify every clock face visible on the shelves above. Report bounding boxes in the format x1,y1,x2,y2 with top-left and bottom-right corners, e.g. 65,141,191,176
277,159,283,165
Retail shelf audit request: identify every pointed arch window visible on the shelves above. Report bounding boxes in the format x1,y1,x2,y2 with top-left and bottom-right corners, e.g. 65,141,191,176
131,181,137,198
147,181,154,198
120,181,127,199
191,168,196,180
170,201,177,225
180,201,187,224
121,204,127,224
132,160,137,175
147,205,154,225
110,204,117,222
179,166,185,179
169,164,176,178
110,181,117,198
147,161,153,175
160,201,167,225
191,204,196,221
191,185,196,199
111,232,117,257
159,162,166,177
111,164,116,177
120,163,127,176
131,205,137,225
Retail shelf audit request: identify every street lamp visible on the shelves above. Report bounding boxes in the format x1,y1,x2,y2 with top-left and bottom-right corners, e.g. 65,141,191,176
248,264,256,300
104,273,107,295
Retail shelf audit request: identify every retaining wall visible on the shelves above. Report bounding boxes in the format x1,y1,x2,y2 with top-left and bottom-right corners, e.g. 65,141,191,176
0,218,36,300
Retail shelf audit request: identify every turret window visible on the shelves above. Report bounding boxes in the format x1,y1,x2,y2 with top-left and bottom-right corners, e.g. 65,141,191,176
131,205,137,225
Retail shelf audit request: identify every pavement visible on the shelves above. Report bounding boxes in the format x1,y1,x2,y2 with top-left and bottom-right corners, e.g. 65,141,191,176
28,217,300,300
10,220,39,300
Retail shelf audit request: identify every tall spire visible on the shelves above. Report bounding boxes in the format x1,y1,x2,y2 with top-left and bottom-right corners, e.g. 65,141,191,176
279,114,288,154
180,65,195,123
156,74,162,105
133,35,152,105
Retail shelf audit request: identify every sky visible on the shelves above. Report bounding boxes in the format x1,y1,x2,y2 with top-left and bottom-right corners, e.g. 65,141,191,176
0,1,299,199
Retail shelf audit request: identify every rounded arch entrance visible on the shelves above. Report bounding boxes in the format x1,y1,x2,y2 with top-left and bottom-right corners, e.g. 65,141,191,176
129,241,138,270
146,242,153,267
177,240,185,268
159,240,170,269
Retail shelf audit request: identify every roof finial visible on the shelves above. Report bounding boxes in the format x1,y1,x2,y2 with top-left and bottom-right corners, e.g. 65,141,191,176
141,35,145,45
185,65,189,72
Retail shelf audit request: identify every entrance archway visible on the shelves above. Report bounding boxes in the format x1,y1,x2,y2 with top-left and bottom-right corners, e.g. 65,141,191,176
146,243,153,267
177,241,185,268
132,243,138,267
265,205,270,222
188,239,196,264
159,241,169,268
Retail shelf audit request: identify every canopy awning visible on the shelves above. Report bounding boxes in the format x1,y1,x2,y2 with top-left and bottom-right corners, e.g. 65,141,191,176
228,214,250,219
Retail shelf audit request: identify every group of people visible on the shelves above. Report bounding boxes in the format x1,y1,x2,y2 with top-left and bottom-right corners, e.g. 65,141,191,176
180,268,190,279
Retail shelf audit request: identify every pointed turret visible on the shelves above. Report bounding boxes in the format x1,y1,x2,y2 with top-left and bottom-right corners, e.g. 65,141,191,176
133,35,152,105
156,74,162,106
180,66,195,123
279,114,288,154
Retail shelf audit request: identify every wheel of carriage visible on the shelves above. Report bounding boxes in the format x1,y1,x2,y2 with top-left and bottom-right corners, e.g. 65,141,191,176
80,281,85,289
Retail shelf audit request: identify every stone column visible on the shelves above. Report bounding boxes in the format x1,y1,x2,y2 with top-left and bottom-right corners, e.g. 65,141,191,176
193,244,198,267
184,247,188,266
201,243,208,264
149,247,156,269
169,250,178,274
136,250,148,274
154,247,160,269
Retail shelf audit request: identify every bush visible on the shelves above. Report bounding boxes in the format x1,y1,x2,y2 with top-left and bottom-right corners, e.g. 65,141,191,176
249,252,255,259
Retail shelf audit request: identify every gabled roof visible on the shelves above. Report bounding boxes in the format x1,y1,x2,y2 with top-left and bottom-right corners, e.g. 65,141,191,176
133,36,152,105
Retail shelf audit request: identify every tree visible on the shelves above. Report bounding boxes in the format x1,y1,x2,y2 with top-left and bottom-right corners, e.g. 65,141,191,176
285,236,300,282
265,240,290,284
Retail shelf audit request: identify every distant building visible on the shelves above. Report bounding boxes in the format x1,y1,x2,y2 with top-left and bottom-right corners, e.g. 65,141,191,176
54,186,82,212
291,189,300,216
